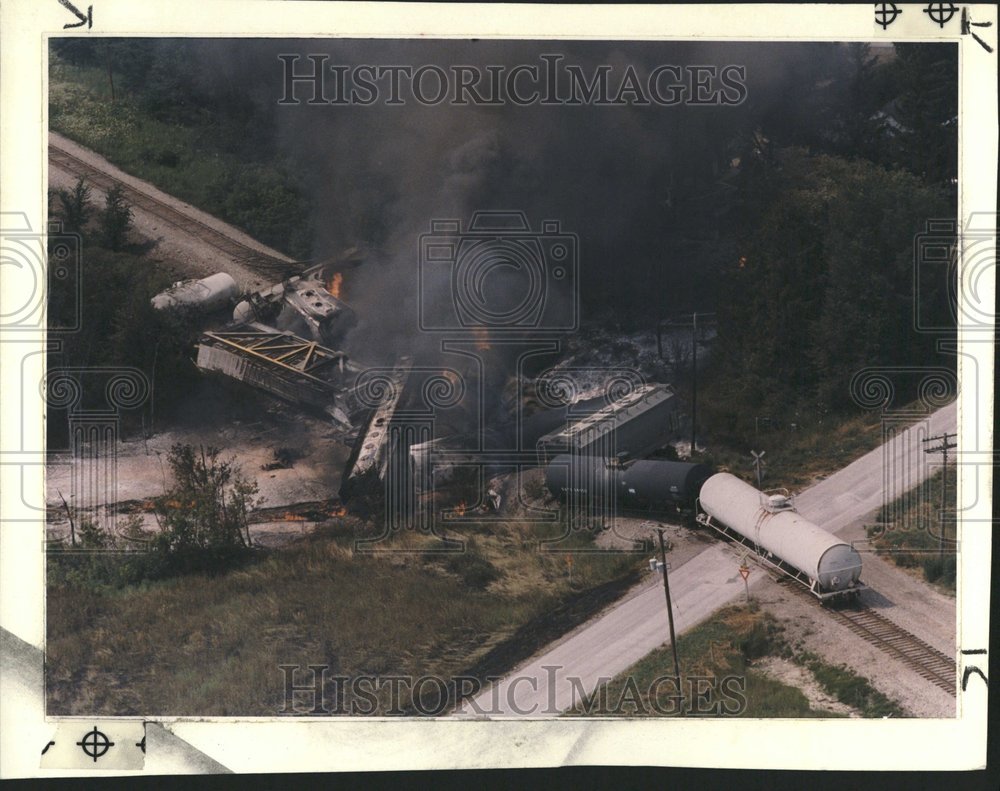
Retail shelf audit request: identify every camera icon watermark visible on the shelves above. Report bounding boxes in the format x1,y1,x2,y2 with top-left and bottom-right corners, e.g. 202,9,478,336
913,213,997,333
0,212,81,332
418,211,578,333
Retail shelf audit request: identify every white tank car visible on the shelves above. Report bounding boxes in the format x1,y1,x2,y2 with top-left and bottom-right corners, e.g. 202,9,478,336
151,273,238,313
697,472,863,598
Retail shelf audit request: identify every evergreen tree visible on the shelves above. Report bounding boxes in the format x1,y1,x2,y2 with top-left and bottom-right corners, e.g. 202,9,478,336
57,177,92,234
884,43,958,185
100,185,133,250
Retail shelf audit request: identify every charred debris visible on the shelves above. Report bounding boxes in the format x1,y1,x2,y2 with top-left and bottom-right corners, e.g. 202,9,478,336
152,257,685,520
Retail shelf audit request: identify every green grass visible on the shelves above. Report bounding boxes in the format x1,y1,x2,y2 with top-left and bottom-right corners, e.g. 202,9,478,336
566,605,842,717
568,604,906,718
693,407,888,492
46,519,642,716
797,652,904,718
866,467,956,592
49,57,313,259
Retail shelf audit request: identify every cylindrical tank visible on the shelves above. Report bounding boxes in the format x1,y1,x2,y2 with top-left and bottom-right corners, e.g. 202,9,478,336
698,472,862,592
545,455,713,509
151,272,238,312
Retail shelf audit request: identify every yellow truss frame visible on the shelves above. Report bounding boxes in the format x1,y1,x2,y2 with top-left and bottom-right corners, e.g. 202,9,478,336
202,331,346,386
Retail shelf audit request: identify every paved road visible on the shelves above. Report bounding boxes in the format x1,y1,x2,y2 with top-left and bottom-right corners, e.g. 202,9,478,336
458,403,957,717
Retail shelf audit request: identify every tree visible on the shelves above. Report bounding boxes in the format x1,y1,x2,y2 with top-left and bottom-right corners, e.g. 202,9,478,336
883,44,958,185
156,444,262,553
101,185,133,250
58,177,92,234
715,149,952,415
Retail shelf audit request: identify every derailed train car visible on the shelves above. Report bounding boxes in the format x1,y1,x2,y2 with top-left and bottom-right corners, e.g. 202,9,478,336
696,473,864,600
544,454,713,512
544,456,864,601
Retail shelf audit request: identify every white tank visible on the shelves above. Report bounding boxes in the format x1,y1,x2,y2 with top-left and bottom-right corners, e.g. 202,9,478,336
151,272,238,312
699,472,862,592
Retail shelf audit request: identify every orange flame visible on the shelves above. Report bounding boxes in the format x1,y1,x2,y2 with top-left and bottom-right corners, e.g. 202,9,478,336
455,501,467,517
329,505,347,517
327,272,343,299
283,512,308,522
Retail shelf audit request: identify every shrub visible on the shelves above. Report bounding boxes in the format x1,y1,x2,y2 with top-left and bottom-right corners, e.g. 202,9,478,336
522,477,547,502
922,555,956,585
154,444,263,552
445,551,501,590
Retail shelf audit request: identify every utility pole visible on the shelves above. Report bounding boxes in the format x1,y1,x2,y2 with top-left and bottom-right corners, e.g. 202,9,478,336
751,449,765,490
657,529,683,704
664,312,716,457
739,554,751,604
691,312,698,455
754,416,771,449
922,433,957,559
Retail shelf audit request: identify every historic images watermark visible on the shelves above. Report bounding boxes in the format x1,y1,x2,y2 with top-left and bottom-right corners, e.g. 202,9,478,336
278,55,748,107
278,665,748,717
356,210,664,552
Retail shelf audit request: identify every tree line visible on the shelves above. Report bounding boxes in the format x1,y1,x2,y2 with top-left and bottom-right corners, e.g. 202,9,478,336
703,43,956,426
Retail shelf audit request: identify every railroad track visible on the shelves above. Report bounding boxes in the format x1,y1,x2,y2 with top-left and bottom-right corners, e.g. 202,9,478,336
774,574,957,696
826,602,956,695
48,142,301,281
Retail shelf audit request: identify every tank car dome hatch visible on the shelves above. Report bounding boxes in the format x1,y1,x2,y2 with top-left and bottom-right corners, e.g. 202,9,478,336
766,493,792,510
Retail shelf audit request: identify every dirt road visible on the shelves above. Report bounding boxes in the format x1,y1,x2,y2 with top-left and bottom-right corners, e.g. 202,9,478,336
48,131,296,291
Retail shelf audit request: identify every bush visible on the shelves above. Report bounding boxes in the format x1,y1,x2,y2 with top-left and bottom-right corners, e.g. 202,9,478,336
155,443,262,552
49,443,267,589
47,543,260,591
922,555,956,585
445,551,501,590
522,477,547,502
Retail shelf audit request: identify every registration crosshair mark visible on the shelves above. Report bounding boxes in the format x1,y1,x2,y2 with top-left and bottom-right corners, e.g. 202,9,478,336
923,2,958,28
874,3,902,30
76,727,114,763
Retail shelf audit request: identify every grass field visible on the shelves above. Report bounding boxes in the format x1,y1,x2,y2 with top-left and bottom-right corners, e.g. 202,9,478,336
866,467,957,592
49,56,314,259
46,518,642,716
692,387,954,493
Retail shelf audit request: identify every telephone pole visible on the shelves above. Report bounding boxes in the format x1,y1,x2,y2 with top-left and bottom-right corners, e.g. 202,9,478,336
657,529,683,704
922,432,957,558
691,312,698,455
751,449,765,490
662,312,716,457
